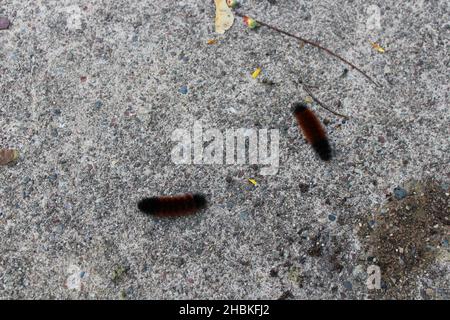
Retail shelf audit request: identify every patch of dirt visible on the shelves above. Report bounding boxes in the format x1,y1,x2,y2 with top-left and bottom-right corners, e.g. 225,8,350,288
359,179,449,299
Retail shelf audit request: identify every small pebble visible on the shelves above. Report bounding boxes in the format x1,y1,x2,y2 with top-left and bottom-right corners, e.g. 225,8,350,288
328,214,336,222
393,186,407,200
179,86,188,94
343,281,353,290
299,183,309,193
239,210,249,220
0,149,19,165
95,100,103,109
48,173,58,182
0,17,10,30
261,78,275,86
278,290,293,300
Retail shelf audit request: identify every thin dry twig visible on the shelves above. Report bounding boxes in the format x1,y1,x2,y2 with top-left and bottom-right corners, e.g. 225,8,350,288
303,85,350,120
234,11,381,87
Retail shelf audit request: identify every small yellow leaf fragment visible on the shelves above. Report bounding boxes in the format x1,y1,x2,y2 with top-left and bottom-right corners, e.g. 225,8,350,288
370,41,385,53
304,96,313,104
248,178,258,186
0,149,19,165
207,39,218,45
251,67,262,79
215,0,234,34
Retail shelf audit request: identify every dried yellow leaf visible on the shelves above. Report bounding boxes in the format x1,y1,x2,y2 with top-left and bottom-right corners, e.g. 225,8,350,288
304,96,313,104
248,178,258,186
370,41,385,53
251,67,262,79
0,149,19,165
207,39,218,45
215,0,234,34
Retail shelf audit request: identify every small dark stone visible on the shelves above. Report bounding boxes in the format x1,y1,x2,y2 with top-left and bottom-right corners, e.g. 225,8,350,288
269,268,278,277
343,281,353,290
179,86,188,94
393,187,407,200
174,257,185,267
299,183,309,193
253,200,262,207
48,173,58,182
307,243,323,257
328,214,336,222
341,68,349,78
95,100,103,109
239,210,249,220
0,17,10,30
239,259,251,266
278,290,293,300
261,78,275,85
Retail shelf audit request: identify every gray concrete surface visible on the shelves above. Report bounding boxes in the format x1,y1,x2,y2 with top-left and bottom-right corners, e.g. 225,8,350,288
0,0,449,299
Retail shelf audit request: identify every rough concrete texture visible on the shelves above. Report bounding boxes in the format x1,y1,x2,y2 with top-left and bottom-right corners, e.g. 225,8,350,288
0,0,449,299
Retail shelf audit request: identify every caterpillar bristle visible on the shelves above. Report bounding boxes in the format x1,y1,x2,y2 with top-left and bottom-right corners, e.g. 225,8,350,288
293,103,332,161
292,102,308,113
138,193,207,217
